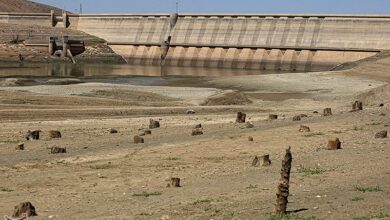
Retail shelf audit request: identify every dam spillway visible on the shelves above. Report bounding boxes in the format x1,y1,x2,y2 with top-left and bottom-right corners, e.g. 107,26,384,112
1,13,390,71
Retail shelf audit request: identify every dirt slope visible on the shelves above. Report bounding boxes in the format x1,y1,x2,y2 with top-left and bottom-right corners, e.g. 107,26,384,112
0,0,64,14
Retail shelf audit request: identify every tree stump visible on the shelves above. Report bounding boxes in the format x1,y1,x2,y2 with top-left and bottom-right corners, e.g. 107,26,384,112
149,119,160,129
12,202,37,218
246,121,254,128
134,135,144,144
252,156,259,166
236,112,246,123
375,130,388,139
248,136,254,142
109,128,118,134
327,138,342,150
191,128,203,136
49,130,62,139
274,147,292,215
15,143,24,151
292,116,301,121
352,101,363,112
51,146,67,154
299,125,310,132
195,124,202,129
25,130,40,140
323,108,332,116
261,154,272,166
171,177,181,187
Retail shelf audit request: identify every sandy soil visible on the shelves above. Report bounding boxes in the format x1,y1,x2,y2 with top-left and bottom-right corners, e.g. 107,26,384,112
0,57,390,219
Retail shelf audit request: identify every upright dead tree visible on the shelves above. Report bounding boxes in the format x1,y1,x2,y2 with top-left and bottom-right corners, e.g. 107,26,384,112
236,112,246,123
274,147,293,215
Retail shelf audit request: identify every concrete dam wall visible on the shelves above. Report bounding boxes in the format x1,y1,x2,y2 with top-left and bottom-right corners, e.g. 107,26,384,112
1,13,390,71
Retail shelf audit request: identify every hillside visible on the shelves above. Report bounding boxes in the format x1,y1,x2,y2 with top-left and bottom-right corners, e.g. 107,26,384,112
0,0,64,14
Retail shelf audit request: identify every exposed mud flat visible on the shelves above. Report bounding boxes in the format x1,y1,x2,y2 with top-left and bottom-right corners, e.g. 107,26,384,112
0,57,390,219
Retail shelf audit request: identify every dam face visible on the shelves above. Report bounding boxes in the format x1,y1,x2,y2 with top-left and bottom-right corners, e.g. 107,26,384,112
1,13,389,71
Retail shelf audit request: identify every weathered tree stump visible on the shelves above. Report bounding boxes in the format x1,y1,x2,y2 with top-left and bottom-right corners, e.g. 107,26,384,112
149,119,160,129
236,112,246,123
352,101,363,112
195,124,202,129
269,114,278,120
261,154,272,166
109,128,118,134
292,116,301,121
15,143,24,151
12,202,37,218
246,121,254,128
51,146,67,154
327,138,342,150
49,130,62,139
191,128,203,136
274,147,292,215
323,108,332,116
375,130,388,139
171,177,181,187
25,130,40,140
252,156,259,166
134,135,144,144
248,136,254,142
299,125,310,132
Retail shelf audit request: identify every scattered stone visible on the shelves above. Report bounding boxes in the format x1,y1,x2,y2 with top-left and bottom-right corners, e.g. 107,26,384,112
144,129,152,135
236,112,246,123
246,121,254,128
327,138,342,150
15,143,24,151
380,113,386,116
269,114,278,120
299,114,308,118
109,128,118,134
375,130,388,139
379,103,384,107
191,128,203,136
299,125,311,132
51,147,67,154
248,136,254,142
252,156,259,166
149,119,160,129
134,135,144,144
195,124,202,129
313,111,319,114
186,109,196,114
323,108,332,116
170,177,181,187
12,202,37,218
293,116,301,121
160,215,170,220
261,154,271,166
48,130,62,139
25,130,40,140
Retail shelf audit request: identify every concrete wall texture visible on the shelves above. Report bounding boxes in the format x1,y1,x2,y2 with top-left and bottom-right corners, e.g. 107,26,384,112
1,13,389,71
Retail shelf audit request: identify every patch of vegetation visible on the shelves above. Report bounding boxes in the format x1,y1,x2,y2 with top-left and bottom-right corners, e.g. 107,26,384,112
246,184,258,189
193,199,213,205
353,125,364,131
298,165,326,176
303,132,324,137
139,212,152,216
89,164,111,170
268,214,317,220
355,185,382,193
353,212,389,220
367,121,382,126
330,130,343,134
351,197,364,202
0,187,13,192
166,156,180,161
133,191,162,198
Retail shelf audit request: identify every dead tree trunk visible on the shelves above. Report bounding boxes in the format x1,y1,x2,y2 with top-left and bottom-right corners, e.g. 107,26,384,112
236,112,246,123
323,108,332,116
274,147,293,215
352,101,363,112
171,177,181,187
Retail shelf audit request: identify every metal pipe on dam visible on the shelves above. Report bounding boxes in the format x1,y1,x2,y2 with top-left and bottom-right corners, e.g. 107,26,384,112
1,12,390,71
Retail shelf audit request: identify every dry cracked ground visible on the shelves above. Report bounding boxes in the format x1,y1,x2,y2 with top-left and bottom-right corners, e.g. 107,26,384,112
0,57,390,220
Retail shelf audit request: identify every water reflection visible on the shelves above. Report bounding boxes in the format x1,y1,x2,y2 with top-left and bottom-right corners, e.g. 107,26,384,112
0,63,289,78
